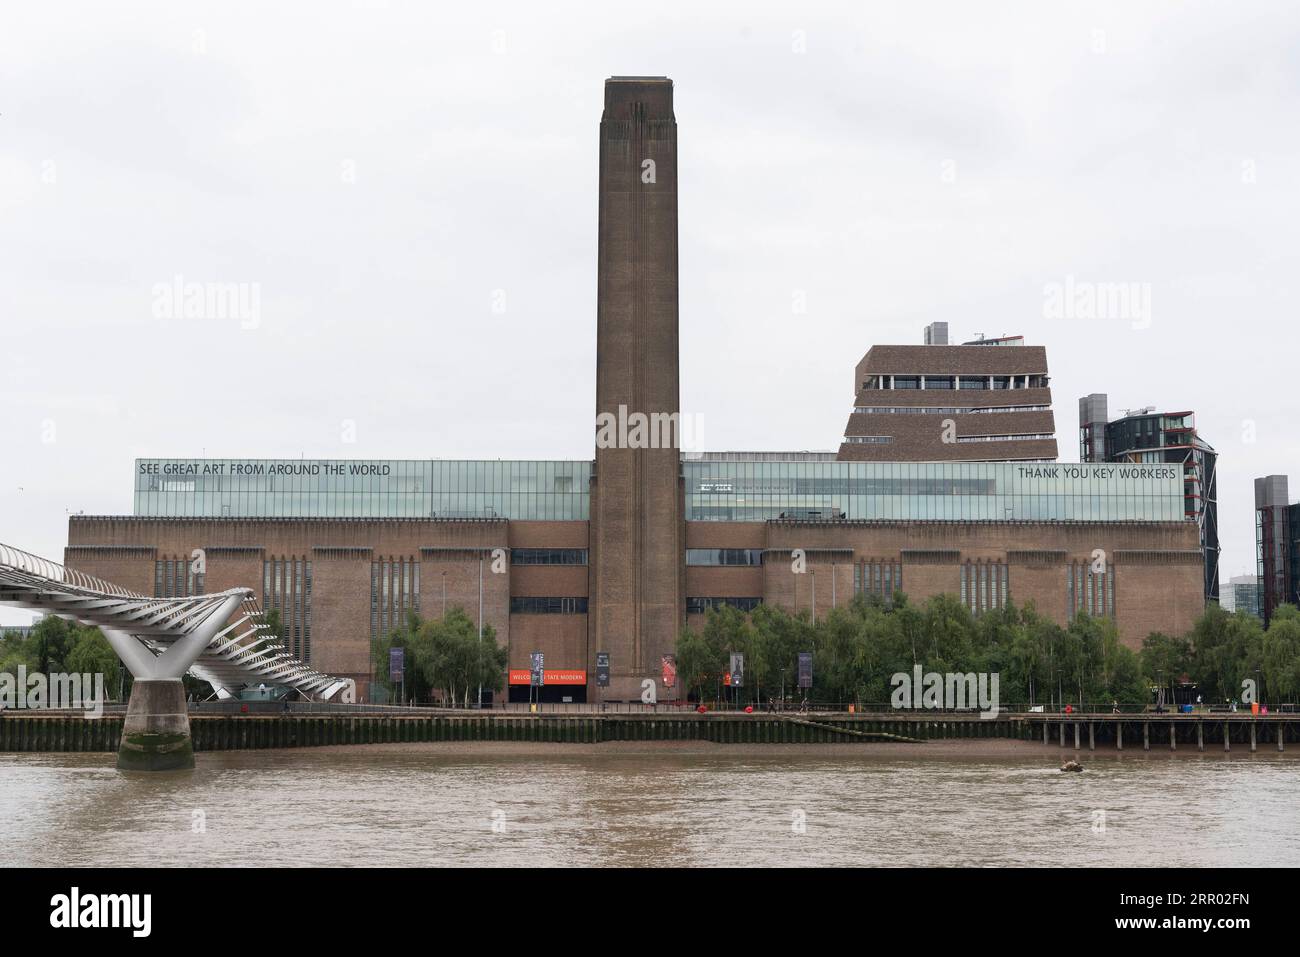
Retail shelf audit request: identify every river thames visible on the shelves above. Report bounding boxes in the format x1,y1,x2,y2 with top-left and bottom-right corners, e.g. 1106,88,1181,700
2,742,1297,867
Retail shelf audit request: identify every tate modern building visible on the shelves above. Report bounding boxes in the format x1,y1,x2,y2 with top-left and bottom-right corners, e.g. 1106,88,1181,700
64,79,1205,702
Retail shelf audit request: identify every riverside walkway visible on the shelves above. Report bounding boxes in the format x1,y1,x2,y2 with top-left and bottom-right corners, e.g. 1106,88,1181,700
2,708,1294,753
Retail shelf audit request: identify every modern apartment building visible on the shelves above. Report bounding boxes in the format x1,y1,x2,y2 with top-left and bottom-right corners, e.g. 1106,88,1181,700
1222,574,1262,620
1256,474,1300,625
1080,395,1219,602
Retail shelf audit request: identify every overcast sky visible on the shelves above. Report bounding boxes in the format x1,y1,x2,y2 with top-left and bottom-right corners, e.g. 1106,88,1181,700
3,0,1298,624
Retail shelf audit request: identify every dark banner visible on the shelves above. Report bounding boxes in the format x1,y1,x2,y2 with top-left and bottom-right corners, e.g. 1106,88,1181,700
0,867,1273,944
798,652,813,689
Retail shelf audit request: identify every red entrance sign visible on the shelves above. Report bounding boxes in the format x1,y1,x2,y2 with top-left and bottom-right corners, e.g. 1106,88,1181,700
508,669,587,686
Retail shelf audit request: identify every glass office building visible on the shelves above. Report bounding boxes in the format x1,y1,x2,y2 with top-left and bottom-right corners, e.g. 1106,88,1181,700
134,459,592,520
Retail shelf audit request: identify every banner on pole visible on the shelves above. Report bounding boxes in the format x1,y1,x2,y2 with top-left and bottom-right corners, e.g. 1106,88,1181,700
798,652,813,690
729,652,744,688
661,654,676,689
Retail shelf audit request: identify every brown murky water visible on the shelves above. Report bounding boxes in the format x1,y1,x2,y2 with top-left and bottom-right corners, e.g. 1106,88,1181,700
2,744,1298,867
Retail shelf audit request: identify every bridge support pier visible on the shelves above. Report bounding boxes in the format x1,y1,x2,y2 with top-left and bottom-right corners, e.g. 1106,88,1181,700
1143,722,1150,751
1116,721,1123,751
1280,724,1285,752
118,679,194,771
1250,722,1257,754
1197,722,1204,751
1088,722,1095,751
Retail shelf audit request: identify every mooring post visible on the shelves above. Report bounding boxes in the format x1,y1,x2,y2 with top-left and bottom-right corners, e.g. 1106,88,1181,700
1117,721,1123,751
1088,722,1095,751
1074,722,1080,750
1279,722,1285,753
1250,722,1257,753
1042,721,1048,745
1197,721,1204,752
1224,722,1230,752
1143,721,1150,751
1170,721,1176,751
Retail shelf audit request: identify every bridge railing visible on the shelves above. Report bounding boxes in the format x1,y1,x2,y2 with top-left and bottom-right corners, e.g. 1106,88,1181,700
0,541,142,598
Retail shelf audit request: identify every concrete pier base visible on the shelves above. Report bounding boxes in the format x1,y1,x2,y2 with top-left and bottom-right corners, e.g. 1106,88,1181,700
117,679,194,771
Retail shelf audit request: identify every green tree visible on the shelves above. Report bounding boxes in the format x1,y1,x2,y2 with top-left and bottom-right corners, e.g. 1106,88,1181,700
415,607,505,708
1261,605,1300,703
64,628,120,690
1139,631,1193,707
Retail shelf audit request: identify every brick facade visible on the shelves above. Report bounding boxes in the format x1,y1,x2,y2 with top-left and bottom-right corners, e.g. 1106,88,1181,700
67,513,1203,702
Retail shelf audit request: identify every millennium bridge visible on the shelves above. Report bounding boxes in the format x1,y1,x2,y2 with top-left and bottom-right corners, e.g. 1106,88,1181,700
0,543,350,769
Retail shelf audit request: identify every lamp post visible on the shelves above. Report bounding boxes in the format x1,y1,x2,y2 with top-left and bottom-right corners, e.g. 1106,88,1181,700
441,571,447,618
477,552,484,709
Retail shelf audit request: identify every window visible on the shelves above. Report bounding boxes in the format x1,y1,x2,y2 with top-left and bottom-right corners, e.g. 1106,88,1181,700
853,404,1049,415
955,433,1055,443
511,548,588,565
923,376,954,390
855,561,902,604
960,561,1008,613
304,561,313,662
369,557,420,642
510,596,588,614
959,376,987,390
893,376,920,390
153,558,204,597
685,549,763,566
686,597,762,614
1067,560,1114,618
